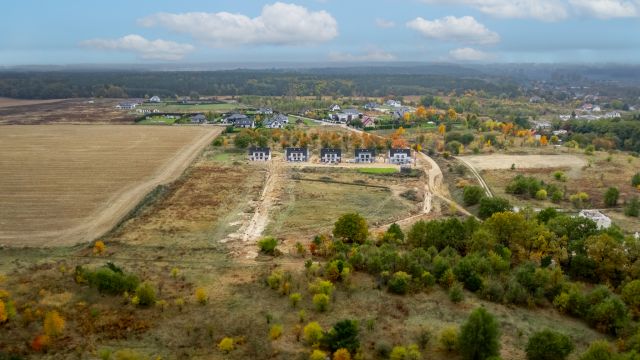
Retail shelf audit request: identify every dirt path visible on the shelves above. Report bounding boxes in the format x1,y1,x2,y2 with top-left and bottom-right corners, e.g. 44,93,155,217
1,127,222,247
455,156,493,197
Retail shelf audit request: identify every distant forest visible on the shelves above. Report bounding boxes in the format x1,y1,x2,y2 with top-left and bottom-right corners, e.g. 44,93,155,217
0,70,521,99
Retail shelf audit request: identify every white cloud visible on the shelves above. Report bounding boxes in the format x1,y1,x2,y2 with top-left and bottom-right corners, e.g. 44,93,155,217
449,47,494,61
81,35,194,61
407,16,500,45
138,2,338,47
375,18,396,28
569,0,638,19
420,0,569,21
328,48,396,62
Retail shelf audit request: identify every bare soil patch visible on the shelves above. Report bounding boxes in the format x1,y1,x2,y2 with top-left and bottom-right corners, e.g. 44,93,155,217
0,125,221,247
0,98,135,125
0,97,65,108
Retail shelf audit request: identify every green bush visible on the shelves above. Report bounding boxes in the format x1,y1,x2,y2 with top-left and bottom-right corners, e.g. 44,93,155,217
449,283,464,303
258,237,278,255
535,189,548,200
478,197,512,219
313,293,330,312
322,319,360,354
333,213,369,244
388,271,412,295
439,326,459,352
551,190,563,203
76,263,139,295
526,329,574,360
579,340,615,360
625,197,640,217
463,186,484,206
458,308,501,360
134,283,157,307
604,187,619,207
632,173,640,187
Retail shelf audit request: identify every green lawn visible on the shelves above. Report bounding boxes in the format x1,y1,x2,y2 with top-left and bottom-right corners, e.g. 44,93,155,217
137,102,244,113
357,167,399,174
137,116,177,125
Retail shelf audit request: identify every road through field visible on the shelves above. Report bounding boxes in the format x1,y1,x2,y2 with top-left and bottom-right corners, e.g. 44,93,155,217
0,125,221,247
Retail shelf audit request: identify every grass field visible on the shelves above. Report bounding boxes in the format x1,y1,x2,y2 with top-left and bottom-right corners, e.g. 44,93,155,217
357,167,399,174
136,102,244,113
0,125,221,247
137,116,177,125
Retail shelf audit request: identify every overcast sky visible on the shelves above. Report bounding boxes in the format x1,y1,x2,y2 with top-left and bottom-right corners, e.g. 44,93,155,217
2,0,640,65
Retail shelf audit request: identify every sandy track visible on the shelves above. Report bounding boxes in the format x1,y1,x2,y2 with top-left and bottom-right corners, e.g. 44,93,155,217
456,156,493,197
0,126,221,247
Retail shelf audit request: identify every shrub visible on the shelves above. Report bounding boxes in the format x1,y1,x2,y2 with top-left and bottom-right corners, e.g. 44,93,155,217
478,197,512,219
313,293,330,312
43,310,65,337
390,345,421,360
267,270,284,290
195,287,208,305
439,326,459,351
290,293,302,308
554,171,567,182
604,187,619,207
310,350,327,360
388,271,411,295
218,337,234,353
270,324,283,340
322,319,360,354
333,213,369,244
77,263,139,295
134,283,157,307
304,322,324,345
333,348,352,360
375,342,392,358
258,237,278,255
0,300,6,323
579,340,614,360
112,349,148,360
526,329,574,360
535,189,548,200
449,283,464,303
570,192,590,209
625,197,640,217
309,279,335,296
458,308,500,360
31,334,50,352
622,280,640,318
386,223,405,243
93,240,106,255
632,173,640,187
551,190,563,203
463,186,484,206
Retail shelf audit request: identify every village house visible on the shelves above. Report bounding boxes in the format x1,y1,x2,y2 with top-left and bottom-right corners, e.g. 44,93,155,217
149,96,161,103
285,148,308,162
355,148,376,163
579,210,612,229
264,114,288,129
333,109,363,123
115,102,137,110
386,99,402,107
362,116,376,128
248,147,271,161
256,107,273,115
224,113,249,124
605,111,621,119
389,148,412,165
235,118,255,129
320,148,342,163
391,107,412,120
364,102,379,110
190,114,207,124
329,104,341,112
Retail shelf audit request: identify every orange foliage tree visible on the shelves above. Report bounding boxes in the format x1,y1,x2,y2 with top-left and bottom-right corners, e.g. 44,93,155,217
43,310,65,337
540,135,549,146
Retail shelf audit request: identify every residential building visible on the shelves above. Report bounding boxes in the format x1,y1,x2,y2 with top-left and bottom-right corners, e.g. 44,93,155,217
264,114,288,129
329,104,341,112
235,118,255,128
362,116,376,128
605,111,621,119
190,114,207,124
364,102,379,110
386,100,402,107
224,113,249,124
149,96,161,103
248,147,271,161
285,148,308,162
389,148,411,165
320,148,342,163
579,210,612,229
355,149,376,163
115,102,137,110
257,107,273,115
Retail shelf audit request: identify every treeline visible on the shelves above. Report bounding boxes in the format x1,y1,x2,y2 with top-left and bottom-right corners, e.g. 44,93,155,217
562,119,640,153
0,70,521,100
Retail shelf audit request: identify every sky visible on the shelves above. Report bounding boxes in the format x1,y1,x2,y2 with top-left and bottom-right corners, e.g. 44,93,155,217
2,0,640,65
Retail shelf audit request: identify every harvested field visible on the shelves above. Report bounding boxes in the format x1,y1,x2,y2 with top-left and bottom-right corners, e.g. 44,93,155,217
0,125,221,247
459,154,588,170
0,98,135,125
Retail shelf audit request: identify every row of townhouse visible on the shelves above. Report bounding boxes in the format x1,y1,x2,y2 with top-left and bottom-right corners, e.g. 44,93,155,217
248,147,413,164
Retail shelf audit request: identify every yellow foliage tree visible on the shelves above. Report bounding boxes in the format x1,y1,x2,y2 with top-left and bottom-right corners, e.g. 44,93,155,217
0,300,7,323
438,124,446,136
447,108,458,120
43,310,65,337
93,241,106,255
415,106,427,119
540,135,548,146
218,337,234,353
310,350,327,360
403,112,411,123
333,348,352,360
195,287,208,305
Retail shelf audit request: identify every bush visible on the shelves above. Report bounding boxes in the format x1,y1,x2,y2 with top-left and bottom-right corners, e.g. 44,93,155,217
478,197,511,219
458,308,500,360
195,287,208,305
313,293,330,312
390,345,421,360
258,237,278,255
333,349,351,360
270,324,283,340
579,340,614,360
439,326,459,352
304,322,324,345
134,283,157,307
632,173,640,187
290,293,302,308
376,342,392,358
43,310,65,337
0,300,6,323
112,349,148,360
310,350,327,360
218,337,234,353
551,190,563,203
386,223,405,243
622,280,640,318
449,283,464,303
322,319,360,354
526,329,574,360
309,279,335,296
625,197,640,217
554,171,567,182
388,271,412,295
333,213,369,244
535,189,548,200
77,263,139,295
604,187,620,207
569,192,590,209
463,186,484,206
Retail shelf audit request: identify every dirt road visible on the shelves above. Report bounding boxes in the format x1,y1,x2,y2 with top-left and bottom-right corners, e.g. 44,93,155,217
456,156,493,197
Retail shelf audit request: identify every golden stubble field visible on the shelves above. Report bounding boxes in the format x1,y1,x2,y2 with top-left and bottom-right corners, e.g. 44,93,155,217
0,125,222,247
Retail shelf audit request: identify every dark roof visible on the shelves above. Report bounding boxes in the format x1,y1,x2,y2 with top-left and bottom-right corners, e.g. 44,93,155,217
249,147,270,154
321,148,342,156
235,118,254,126
355,148,376,156
191,114,206,120
390,148,411,155
225,113,248,121
285,147,308,154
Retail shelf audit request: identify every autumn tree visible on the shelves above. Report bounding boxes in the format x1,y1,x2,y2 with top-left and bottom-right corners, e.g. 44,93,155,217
0,300,7,323
44,310,65,337
415,106,427,119
333,213,368,244
447,108,458,120
585,234,627,284
438,124,446,137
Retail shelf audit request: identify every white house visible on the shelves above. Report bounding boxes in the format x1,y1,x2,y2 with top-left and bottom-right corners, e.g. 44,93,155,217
115,102,137,110
248,147,271,161
605,111,621,119
579,210,612,229
285,148,308,162
389,148,411,165
321,148,342,163
386,100,402,107
329,104,341,112
264,114,288,129
149,96,161,103
355,149,376,163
